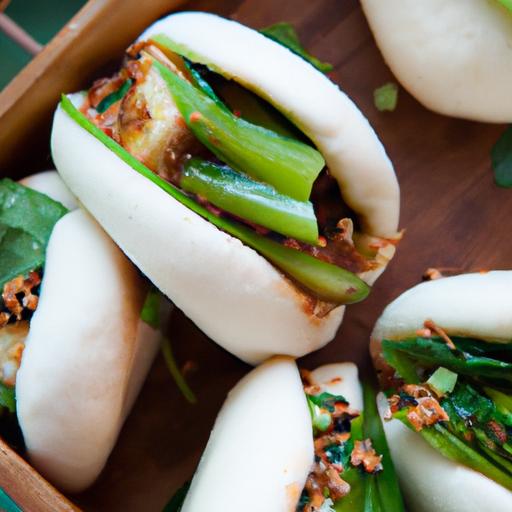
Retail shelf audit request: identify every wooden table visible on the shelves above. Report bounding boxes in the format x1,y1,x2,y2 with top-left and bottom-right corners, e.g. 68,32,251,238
0,0,509,510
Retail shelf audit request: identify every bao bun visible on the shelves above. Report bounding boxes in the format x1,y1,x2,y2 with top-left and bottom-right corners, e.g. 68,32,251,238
371,272,512,512
181,357,362,511
52,12,399,365
361,0,512,122
15,172,161,492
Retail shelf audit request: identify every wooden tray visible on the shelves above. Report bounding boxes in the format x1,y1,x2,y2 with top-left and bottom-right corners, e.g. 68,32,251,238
0,0,509,510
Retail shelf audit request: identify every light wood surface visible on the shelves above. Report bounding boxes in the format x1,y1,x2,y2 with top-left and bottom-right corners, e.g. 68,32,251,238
0,0,509,510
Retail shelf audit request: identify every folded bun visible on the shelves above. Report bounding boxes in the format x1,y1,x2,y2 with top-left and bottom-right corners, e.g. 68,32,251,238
19,170,78,210
361,0,512,122
373,271,512,344
372,271,512,511
52,12,399,365
141,12,400,238
181,357,314,512
15,209,160,493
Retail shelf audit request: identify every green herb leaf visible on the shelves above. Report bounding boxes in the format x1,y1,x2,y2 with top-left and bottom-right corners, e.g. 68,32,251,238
0,383,15,414
162,482,190,512
96,79,133,114
0,179,68,291
60,95,370,305
373,83,399,112
427,367,458,396
140,287,161,329
492,126,512,188
260,22,333,73
381,339,419,384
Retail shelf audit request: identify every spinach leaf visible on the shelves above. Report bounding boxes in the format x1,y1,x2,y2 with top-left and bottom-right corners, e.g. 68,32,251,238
162,482,190,512
382,337,512,387
381,339,420,384
96,79,133,114
0,383,15,414
260,22,333,73
444,383,495,424
491,125,512,188
452,337,512,362
0,179,68,291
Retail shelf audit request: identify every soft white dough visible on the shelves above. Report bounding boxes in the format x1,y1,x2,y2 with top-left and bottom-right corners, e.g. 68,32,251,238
382,418,512,512
181,357,314,512
51,104,345,365
373,271,512,510
141,12,400,238
15,209,158,493
310,362,363,411
373,271,512,343
361,0,512,122
19,170,78,210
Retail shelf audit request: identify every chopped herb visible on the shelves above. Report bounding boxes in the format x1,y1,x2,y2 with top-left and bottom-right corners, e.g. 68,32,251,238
162,482,190,512
260,22,333,73
373,82,398,112
427,367,458,396
491,125,512,188
96,79,133,114
0,179,68,291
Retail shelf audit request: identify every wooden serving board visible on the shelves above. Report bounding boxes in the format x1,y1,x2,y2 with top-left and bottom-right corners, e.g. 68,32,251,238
0,0,509,510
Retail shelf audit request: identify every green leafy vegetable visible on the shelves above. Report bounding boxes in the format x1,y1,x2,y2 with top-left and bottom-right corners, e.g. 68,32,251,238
491,126,512,188
0,383,15,414
60,95,370,305
382,337,512,387
427,367,458,396
0,179,68,291
373,83,399,112
96,79,133,114
154,60,325,202
260,22,333,73
162,482,190,512
181,158,319,244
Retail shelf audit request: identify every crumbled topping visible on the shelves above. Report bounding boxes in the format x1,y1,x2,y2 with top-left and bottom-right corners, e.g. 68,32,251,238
350,439,383,473
1,271,41,326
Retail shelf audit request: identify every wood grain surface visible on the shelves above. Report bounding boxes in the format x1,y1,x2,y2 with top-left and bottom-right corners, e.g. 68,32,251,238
0,0,509,510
